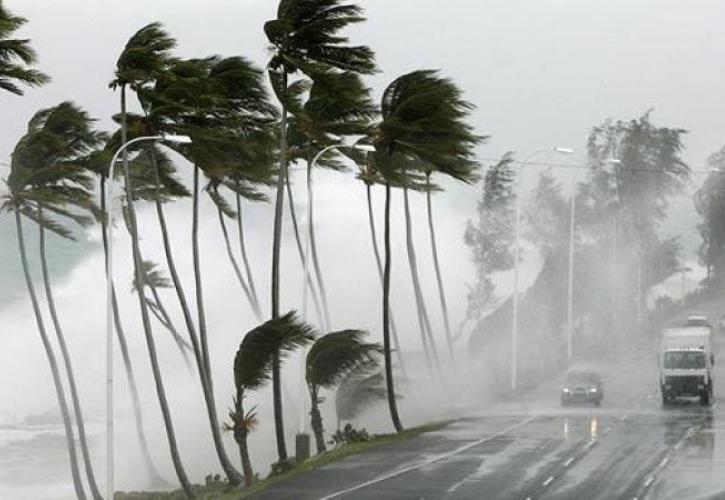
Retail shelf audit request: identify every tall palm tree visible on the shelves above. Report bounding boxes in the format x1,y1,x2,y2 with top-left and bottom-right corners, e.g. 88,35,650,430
305,330,381,454
357,163,406,376
111,23,193,496
139,53,276,485
372,70,482,432
0,0,49,95
231,312,314,486
288,70,377,332
264,0,375,463
1,108,100,500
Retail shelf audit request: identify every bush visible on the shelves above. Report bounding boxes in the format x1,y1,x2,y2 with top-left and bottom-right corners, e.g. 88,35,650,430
329,424,370,447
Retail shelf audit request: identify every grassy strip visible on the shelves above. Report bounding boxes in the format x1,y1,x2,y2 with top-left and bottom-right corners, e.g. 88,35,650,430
116,421,449,500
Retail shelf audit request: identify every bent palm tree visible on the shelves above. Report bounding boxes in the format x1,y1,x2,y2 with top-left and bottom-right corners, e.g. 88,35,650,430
0,1,49,95
231,312,314,486
306,330,381,454
112,23,193,496
10,103,106,499
265,0,375,463
335,364,387,430
372,70,483,432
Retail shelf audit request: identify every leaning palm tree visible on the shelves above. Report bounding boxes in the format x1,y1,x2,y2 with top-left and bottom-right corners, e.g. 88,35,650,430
264,0,375,463
288,70,378,332
137,53,276,485
231,312,314,486
111,23,193,496
0,0,49,95
1,109,100,500
306,330,381,454
371,70,483,432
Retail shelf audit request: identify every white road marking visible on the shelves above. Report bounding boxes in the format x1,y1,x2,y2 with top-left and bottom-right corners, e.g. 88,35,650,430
620,415,628,422
585,440,596,450
644,476,654,487
658,456,669,468
563,457,575,467
542,476,555,487
320,415,538,500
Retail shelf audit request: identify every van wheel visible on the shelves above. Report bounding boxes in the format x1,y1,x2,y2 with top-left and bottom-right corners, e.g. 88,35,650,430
700,388,711,407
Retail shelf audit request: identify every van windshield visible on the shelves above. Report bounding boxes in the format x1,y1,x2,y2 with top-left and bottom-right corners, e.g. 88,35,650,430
664,351,706,369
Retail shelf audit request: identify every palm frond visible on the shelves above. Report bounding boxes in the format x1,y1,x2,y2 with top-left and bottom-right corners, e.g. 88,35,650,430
306,329,381,389
234,311,315,391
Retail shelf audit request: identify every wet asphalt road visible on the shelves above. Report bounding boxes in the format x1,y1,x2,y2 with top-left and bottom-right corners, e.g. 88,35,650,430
253,335,725,500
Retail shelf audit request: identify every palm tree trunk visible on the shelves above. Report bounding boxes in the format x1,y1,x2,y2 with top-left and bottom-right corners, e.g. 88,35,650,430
270,70,289,463
38,208,102,500
403,183,440,373
425,175,455,368
121,85,193,497
233,388,254,487
142,275,193,369
309,388,326,454
192,165,213,383
14,209,87,500
150,157,242,486
383,182,404,432
305,162,331,331
100,177,165,487
235,184,261,315
365,184,406,377
216,203,262,320
284,167,325,327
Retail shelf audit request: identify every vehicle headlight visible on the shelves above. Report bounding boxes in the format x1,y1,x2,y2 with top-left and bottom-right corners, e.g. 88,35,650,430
589,388,598,393
563,388,571,393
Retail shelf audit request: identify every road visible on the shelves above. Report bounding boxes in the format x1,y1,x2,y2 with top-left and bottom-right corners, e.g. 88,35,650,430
253,333,725,500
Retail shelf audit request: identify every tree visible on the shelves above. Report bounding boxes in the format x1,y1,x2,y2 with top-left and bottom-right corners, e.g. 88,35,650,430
1,104,104,500
696,146,725,288
464,153,517,324
584,112,689,322
264,0,375,463
305,330,380,454
372,70,482,431
288,70,378,331
231,312,314,486
111,23,193,496
0,0,49,95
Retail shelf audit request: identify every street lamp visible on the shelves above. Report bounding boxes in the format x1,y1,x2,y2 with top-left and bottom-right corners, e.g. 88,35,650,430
511,147,574,391
105,133,190,500
565,157,620,361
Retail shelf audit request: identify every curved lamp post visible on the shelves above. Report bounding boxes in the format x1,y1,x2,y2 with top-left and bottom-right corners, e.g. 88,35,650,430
510,147,574,391
105,133,190,500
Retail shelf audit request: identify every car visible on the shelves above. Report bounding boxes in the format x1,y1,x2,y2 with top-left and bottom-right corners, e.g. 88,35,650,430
561,370,604,406
683,315,712,329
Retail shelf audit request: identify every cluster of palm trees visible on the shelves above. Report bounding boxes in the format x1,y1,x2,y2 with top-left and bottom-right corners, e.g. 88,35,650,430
1,0,481,497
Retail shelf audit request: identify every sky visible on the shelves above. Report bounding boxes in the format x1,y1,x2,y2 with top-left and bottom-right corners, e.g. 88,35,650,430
1,0,725,494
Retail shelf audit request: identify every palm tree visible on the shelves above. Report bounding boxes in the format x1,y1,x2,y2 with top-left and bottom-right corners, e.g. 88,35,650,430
138,53,276,485
357,163,406,376
288,71,377,332
305,330,381,454
0,0,49,95
372,70,483,432
111,23,193,496
265,0,375,463
1,107,100,500
231,312,314,486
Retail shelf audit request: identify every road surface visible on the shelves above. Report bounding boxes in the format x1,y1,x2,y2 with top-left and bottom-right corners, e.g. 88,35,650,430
253,334,725,500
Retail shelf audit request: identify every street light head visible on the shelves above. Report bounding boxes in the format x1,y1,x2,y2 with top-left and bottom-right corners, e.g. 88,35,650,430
354,144,376,153
162,134,192,144
554,147,575,155
605,158,622,165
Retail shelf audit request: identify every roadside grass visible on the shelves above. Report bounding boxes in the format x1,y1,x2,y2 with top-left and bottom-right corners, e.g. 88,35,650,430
115,421,449,500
